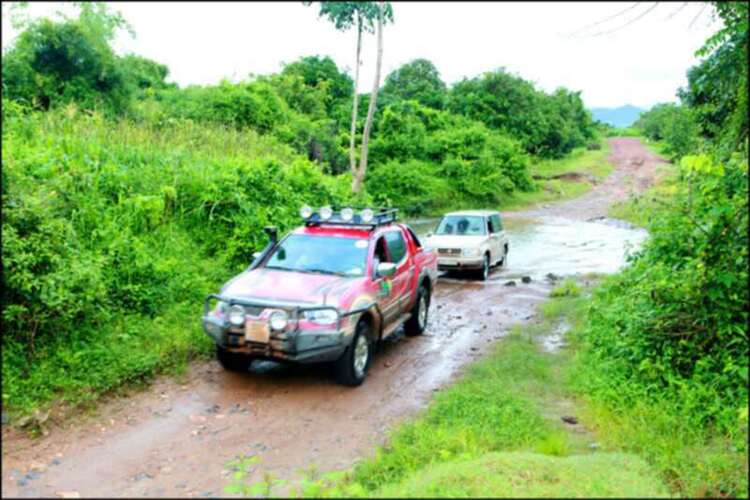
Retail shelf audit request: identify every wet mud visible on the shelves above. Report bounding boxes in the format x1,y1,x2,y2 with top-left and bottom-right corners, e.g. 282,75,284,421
1,138,661,498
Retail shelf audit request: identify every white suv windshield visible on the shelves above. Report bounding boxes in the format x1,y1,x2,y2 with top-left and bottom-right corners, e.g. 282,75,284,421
435,216,486,236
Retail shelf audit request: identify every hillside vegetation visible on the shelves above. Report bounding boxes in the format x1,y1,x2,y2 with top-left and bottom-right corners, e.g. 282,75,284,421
1,3,603,419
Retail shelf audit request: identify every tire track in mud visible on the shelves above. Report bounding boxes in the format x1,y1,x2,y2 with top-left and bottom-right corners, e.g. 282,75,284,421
1,138,661,498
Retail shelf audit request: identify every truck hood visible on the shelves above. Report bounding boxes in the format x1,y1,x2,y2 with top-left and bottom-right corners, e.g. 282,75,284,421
425,234,486,249
220,268,358,307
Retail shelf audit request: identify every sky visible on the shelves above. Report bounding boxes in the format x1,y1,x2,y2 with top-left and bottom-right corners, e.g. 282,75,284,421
1,1,721,110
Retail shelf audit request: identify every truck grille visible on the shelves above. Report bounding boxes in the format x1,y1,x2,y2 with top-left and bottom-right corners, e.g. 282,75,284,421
239,305,266,317
438,248,461,256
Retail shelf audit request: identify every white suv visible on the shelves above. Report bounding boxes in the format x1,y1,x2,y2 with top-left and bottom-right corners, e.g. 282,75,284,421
424,210,509,280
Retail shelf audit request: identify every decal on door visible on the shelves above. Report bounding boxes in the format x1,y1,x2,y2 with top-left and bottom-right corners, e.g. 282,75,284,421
379,279,392,297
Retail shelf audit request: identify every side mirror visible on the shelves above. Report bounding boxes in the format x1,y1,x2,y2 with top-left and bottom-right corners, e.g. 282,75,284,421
376,262,397,278
426,231,433,238
263,226,278,244
252,251,262,259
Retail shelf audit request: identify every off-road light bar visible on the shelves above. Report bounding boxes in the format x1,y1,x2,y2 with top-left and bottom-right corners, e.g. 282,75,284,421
299,205,398,229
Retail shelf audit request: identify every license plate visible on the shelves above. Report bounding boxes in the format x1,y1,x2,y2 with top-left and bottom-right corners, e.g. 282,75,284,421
245,320,270,343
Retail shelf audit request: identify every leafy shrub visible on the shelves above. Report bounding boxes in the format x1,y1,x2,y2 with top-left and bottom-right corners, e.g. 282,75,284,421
1,108,361,414
577,153,748,429
366,159,450,214
550,279,582,298
448,69,594,158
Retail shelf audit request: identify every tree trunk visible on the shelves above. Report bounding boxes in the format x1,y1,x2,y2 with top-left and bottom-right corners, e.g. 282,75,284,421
349,15,363,175
352,2,384,194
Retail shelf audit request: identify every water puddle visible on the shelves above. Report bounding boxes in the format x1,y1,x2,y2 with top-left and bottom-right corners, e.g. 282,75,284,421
409,215,647,281
540,319,571,353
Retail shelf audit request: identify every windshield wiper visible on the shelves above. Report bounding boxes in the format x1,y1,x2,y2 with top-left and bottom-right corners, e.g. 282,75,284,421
265,265,341,276
301,268,343,276
265,265,294,272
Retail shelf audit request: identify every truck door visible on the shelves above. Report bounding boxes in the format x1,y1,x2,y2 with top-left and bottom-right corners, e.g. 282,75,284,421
372,235,401,324
383,229,414,316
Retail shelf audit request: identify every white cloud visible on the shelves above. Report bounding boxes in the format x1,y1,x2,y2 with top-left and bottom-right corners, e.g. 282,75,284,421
1,1,720,109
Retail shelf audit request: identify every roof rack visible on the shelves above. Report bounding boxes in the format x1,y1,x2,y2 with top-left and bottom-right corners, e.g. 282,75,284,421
302,206,398,229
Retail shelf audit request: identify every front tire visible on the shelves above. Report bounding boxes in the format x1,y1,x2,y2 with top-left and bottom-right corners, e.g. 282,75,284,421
216,345,250,372
405,285,430,336
334,320,372,386
477,254,490,281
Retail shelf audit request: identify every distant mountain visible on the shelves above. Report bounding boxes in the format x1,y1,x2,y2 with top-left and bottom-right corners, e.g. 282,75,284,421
589,105,645,128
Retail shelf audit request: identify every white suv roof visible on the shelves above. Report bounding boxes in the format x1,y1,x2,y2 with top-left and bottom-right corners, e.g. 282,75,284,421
443,210,499,217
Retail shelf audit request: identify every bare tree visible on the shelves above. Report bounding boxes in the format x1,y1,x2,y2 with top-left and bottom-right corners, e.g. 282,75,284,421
352,2,387,194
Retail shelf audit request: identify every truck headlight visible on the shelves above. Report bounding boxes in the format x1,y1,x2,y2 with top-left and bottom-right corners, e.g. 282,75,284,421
269,310,289,331
302,309,339,326
228,305,245,326
462,248,480,257
204,319,224,337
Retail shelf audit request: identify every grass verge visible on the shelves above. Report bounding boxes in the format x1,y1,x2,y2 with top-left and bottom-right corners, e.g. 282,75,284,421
2,302,215,430
229,278,747,498
224,281,671,498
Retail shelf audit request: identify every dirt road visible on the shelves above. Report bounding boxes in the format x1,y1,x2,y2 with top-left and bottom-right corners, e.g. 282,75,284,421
1,138,663,498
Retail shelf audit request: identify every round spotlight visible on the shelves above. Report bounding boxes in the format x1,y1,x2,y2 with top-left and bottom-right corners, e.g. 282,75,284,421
341,207,354,222
361,208,374,223
269,310,289,331
320,206,333,220
300,205,313,219
228,305,245,326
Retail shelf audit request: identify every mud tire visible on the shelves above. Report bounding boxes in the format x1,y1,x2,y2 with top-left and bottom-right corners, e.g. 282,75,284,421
405,285,429,336
334,320,372,386
216,346,250,372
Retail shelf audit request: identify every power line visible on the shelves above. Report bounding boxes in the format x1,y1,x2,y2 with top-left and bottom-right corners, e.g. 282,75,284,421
587,2,661,37
688,3,708,29
660,2,689,22
566,2,643,38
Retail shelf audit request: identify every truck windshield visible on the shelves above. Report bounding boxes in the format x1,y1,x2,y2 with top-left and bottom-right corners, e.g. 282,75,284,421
264,234,369,276
435,215,486,236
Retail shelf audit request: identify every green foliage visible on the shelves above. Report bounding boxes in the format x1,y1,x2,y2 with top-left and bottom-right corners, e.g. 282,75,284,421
635,103,700,160
578,153,748,429
366,100,533,206
448,69,594,158
678,2,748,154
1,107,359,416
380,58,447,109
304,1,394,33
374,452,668,498
1,3,143,114
119,54,175,94
280,55,354,110
343,331,571,493
366,159,451,215
549,279,582,298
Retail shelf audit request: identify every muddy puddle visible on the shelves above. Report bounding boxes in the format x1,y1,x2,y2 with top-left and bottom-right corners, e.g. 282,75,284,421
410,215,648,281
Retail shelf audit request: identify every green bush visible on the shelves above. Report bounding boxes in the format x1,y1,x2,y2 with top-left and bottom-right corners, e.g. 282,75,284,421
0,108,360,415
576,153,748,429
366,159,450,215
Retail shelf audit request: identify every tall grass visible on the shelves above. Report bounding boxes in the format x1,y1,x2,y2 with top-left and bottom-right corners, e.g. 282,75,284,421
2,106,358,420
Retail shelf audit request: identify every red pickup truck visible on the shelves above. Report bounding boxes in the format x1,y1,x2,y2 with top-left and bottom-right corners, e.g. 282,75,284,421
202,206,438,386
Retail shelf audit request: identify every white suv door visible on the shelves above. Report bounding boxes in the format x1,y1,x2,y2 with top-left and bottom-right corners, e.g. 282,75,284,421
489,213,507,265
488,213,504,265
